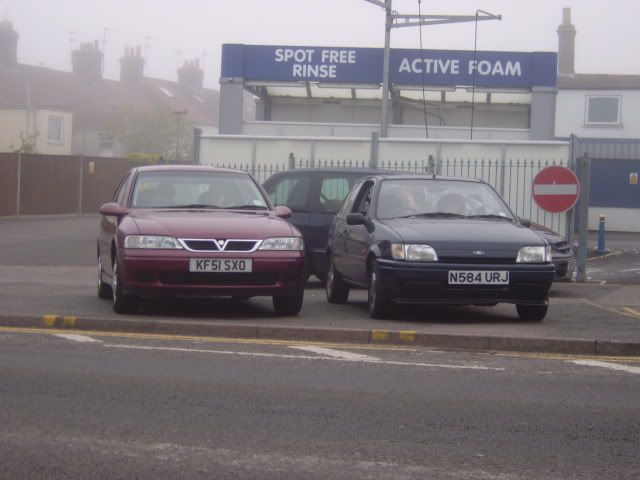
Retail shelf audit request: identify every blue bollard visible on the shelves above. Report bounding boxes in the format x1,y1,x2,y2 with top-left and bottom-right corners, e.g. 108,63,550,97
597,214,606,255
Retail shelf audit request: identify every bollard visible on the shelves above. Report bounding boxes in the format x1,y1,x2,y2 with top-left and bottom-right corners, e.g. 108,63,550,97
597,214,606,255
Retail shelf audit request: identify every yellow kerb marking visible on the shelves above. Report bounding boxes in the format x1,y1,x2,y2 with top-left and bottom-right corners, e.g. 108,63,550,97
42,315,57,327
63,316,77,328
371,330,390,342
399,330,416,343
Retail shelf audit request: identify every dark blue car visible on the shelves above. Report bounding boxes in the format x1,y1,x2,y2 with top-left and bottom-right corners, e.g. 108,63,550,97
325,174,555,321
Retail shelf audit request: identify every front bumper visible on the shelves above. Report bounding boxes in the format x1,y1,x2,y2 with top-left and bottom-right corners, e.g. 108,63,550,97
119,249,305,298
377,259,555,306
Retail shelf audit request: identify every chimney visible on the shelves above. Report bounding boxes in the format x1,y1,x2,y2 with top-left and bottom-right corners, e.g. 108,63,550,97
72,40,103,80
177,58,204,90
557,7,576,76
0,20,18,66
120,45,145,83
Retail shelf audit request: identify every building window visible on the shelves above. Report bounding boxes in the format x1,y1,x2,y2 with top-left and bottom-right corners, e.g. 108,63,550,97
585,96,621,125
47,116,64,143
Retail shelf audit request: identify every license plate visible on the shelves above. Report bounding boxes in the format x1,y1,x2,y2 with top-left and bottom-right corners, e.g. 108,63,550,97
448,270,509,285
189,258,252,273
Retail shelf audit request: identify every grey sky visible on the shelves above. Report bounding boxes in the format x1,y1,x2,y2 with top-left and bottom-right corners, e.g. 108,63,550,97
3,0,639,89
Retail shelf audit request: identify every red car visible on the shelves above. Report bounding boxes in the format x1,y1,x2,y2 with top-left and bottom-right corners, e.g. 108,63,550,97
97,165,305,315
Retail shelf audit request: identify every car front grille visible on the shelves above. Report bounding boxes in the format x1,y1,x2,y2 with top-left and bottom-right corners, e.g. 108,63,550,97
437,256,516,265
180,239,260,252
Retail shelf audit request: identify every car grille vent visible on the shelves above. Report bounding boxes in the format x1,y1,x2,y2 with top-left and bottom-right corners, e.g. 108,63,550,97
438,256,516,265
181,239,260,252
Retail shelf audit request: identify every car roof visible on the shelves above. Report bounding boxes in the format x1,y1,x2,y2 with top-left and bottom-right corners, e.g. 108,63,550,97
264,168,395,178
368,174,484,183
133,164,250,175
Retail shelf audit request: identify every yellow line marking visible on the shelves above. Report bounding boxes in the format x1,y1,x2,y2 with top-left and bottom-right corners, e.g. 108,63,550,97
0,326,415,352
622,307,640,319
371,330,390,342
42,315,57,327
399,330,416,343
586,250,622,262
496,351,640,363
579,298,640,320
63,316,77,328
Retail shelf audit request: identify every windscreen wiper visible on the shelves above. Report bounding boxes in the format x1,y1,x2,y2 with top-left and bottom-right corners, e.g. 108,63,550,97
225,204,269,210
397,212,466,219
465,214,514,221
164,204,222,209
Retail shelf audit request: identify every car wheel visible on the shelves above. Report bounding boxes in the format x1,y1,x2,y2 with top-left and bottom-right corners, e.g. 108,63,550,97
516,304,548,322
97,255,113,300
325,259,349,304
273,289,304,316
368,261,390,319
111,259,139,314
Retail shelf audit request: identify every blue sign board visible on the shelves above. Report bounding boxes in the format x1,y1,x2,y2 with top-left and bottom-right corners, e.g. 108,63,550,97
221,44,557,89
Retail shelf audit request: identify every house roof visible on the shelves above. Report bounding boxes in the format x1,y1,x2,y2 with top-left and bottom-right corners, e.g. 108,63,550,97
0,62,220,128
558,74,640,90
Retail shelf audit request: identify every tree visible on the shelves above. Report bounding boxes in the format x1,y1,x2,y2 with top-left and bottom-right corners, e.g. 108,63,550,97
109,107,193,161
11,131,39,153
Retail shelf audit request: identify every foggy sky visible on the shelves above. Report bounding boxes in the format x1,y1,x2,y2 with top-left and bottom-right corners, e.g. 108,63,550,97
2,0,639,90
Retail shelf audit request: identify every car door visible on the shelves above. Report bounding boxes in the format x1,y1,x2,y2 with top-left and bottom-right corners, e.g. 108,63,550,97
99,172,131,278
342,180,375,284
330,179,363,278
306,173,359,274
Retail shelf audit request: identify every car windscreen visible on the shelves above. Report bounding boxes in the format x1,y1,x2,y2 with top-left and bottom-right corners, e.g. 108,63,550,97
376,179,514,220
131,171,270,210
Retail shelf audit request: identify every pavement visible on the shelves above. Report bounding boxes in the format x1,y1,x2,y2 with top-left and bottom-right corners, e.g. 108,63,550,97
0,215,639,356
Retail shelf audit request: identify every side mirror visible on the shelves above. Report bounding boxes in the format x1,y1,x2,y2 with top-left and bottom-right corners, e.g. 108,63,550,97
346,213,366,226
274,205,292,218
518,218,532,228
99,202,127,216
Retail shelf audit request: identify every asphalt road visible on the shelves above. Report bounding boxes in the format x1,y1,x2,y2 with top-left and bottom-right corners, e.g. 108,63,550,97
1,328,639,480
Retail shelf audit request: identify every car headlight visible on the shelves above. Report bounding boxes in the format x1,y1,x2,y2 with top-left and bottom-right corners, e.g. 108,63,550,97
259,237,304,251
391,244,438,262
516,245,551,263
124,235,183,249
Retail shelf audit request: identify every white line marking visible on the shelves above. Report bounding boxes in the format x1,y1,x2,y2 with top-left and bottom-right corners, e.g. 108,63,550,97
104,344,504,371
533,184,578,195
290,346,379,361
54,334,102,343
569,360,640,375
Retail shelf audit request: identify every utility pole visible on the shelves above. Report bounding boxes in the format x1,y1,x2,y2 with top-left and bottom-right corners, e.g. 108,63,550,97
364,0,501,137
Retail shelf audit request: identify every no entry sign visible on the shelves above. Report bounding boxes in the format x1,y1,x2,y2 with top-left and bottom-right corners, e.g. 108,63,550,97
532,166,580,213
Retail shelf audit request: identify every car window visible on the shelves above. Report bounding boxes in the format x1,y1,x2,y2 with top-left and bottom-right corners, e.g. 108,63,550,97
114,173,131,205
352,181,375,217
131,171,269,209
265,175,311,211
319,177,352,214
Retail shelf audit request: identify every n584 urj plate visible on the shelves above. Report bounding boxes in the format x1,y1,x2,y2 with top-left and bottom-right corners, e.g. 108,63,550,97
448,270,509,285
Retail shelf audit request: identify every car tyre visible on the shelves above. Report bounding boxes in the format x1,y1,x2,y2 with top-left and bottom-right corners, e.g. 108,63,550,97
97,255,113,300
326,259,349,304
516,304,547,322
112,259,139,314
273,289,304,316
368,261,391,319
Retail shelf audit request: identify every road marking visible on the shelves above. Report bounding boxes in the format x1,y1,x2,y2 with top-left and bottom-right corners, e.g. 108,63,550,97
372,330,390,342
54,333,101,343
399,330,416,343
569,360,640,375
42,314,57,327
586,250,621,262
0,326,416,352
580,298,640,320
290,346,379,361
104,344,504,371
622,307,640,319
